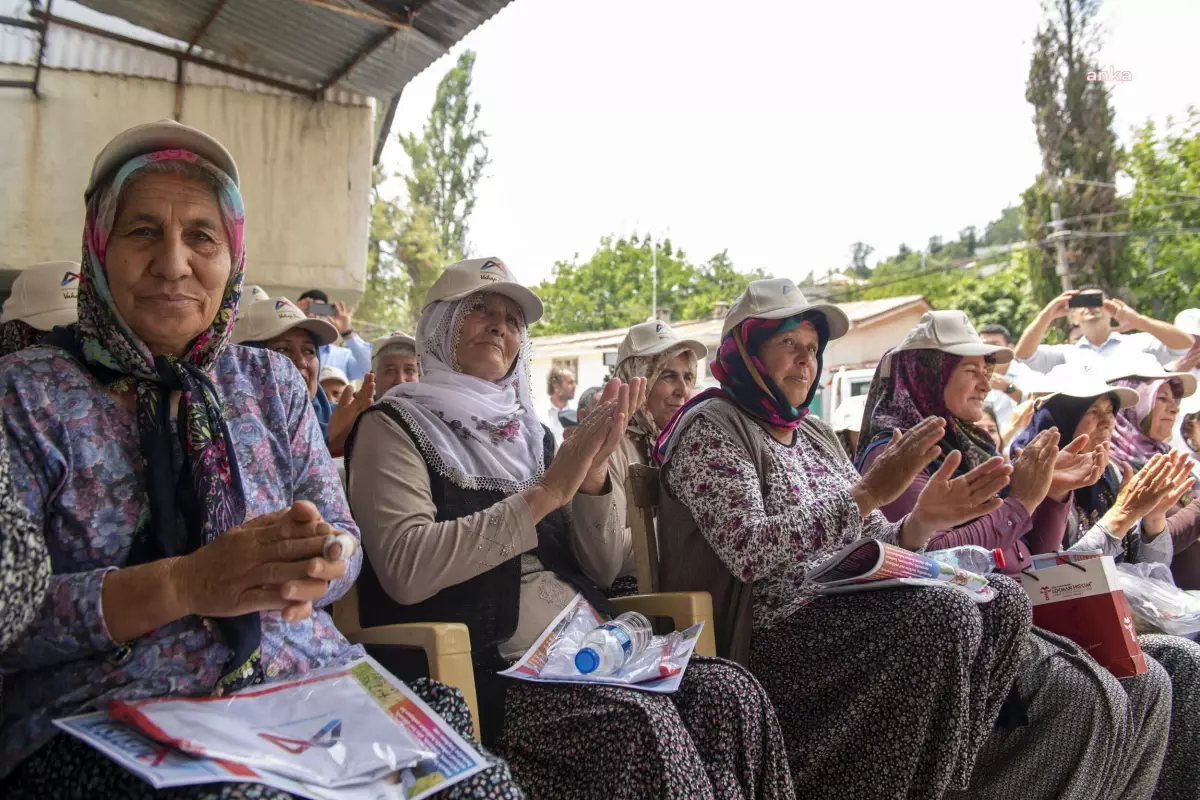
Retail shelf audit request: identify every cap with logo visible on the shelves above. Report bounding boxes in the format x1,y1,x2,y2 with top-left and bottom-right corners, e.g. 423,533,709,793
722,278,850,341
372,330,417,353
87,119,240,199
617,320,708,365
245,285,270,303
232,297,338,346
422,258,544,323
1103,351,1198,398
1040,364,1139,409
1,261,81,330
880,311,1014,378
318,366,350,387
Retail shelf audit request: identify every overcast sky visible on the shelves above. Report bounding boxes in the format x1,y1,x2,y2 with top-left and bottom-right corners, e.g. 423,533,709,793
385,0,1200,286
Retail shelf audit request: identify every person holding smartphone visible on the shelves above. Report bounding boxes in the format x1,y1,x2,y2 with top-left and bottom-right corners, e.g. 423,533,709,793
1013,285,1193,374
297,288,373,380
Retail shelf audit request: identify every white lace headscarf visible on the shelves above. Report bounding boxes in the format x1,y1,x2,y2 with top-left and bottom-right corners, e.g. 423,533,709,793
380,292,545,492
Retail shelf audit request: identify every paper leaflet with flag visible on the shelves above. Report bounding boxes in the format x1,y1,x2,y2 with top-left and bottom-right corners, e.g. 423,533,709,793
804,539,995,603
54,656,489,799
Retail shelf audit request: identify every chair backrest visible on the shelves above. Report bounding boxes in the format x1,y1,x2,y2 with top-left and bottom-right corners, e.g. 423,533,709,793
626,463,661,594
331,583,362,635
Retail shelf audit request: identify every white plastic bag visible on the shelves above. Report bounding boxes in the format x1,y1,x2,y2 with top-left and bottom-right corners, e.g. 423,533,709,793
1116,562,1200,637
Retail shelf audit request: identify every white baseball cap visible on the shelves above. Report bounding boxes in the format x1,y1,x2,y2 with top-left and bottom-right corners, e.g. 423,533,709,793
617,320,708,365
1103,352,1197,398
722,278,850,340
86,119,240,198
832,395,867,433
318,366,350,387
1040,364,1139,409
422,257,543,323
1174,308,1200,336
245,284,270,303
880,311,1013,378
1,262,81,330
371,330,416,353
232,298,338,346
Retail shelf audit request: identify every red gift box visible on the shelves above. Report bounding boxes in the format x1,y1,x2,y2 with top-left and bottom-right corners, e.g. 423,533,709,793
1019,556,1147,678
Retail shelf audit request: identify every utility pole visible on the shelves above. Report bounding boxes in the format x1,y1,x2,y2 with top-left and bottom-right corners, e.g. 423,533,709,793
651,235,658,321
1050,202,1073,291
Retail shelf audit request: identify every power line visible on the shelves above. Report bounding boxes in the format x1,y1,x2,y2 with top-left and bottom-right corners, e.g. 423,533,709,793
1062,177,1200,203
1040,199,1200,228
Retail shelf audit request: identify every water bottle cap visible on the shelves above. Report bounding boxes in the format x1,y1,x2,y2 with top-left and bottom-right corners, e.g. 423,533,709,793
992,548,1006,570
574,647,600,674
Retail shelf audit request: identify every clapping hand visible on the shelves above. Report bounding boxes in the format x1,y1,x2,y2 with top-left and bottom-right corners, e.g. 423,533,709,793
903,452,1012,550
328,373,375,455
854,417,947,516
1007,429,1061,513
1047,434,1106,499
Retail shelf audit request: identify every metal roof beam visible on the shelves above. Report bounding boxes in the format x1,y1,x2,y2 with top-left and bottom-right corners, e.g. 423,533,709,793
0,14,39,31
32,10,322,100
187,0,231,52
320,26,398,91
290,0,411,29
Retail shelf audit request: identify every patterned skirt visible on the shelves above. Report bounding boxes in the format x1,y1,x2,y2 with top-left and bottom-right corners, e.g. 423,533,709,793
493,656,794,799
1,679,525,799
1140,633,1200,800
748,576,1029,799
949,626,1171,800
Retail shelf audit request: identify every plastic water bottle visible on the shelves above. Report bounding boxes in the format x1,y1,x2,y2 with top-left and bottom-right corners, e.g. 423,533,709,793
574,612,653,676
928,545,1005,574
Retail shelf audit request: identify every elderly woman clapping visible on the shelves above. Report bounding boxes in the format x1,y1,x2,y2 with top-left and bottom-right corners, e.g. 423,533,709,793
0,122,520,798
347,259,794,798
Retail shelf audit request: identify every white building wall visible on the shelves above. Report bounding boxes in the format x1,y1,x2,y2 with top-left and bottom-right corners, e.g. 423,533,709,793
0,65,373,302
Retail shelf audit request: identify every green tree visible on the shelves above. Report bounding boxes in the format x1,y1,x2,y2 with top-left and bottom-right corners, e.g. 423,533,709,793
400,50,490,263
1021,0,1123,304
849,242,875,278
359,50,489,331
982,205,1024,247
1122,108,1200,319
533,236,768,335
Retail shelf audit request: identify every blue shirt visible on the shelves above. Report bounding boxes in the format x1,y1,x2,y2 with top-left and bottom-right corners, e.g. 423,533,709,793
321,334,373,381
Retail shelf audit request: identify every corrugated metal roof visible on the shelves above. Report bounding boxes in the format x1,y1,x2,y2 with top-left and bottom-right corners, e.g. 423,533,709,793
70,0,512,98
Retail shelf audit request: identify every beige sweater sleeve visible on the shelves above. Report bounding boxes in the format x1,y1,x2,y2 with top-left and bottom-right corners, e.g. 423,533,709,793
566,449,630,589
348,412,540,605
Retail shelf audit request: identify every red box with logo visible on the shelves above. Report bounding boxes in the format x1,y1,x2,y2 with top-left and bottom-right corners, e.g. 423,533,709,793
1018,555,1147,678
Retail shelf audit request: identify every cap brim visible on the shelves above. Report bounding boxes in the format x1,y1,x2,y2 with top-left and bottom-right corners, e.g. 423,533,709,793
1045,385,1140,410
722,303,851,340
626,338,710,362
430,283,544,325
240,317,339,347
1107,370,1198,400
87,122,240,197
1,306,77,330
372,334,416,352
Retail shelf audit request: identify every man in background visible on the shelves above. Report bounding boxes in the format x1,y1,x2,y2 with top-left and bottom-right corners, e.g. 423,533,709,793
979,324,1033,429
296,288,372,381
1014,286,1193,373
372,331,419,398
319,366,350,404
545,366,577,444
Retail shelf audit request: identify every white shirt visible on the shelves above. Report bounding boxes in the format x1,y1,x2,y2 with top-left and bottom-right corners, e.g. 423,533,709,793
545,404,569,445
985,361,1033,429
1020,331,1187,375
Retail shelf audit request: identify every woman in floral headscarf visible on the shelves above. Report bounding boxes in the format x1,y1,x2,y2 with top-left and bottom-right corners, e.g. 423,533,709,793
0,123,521,798
858,314,1181,800
655,282,1035,798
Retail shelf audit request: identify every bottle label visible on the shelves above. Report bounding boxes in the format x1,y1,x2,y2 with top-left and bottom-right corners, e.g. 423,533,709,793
601,623,633,656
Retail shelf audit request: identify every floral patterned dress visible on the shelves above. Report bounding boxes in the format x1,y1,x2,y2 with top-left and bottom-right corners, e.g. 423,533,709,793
0,344,523,799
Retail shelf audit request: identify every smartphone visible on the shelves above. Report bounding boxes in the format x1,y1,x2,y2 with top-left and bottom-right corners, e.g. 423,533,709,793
1068,292,1104,309
307,301,336,317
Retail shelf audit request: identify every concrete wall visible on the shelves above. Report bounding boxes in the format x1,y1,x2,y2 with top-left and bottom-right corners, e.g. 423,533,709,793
0,67,373,302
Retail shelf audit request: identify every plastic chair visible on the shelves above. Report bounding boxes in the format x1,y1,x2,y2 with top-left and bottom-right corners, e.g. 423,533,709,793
623,462,718,658
332,585,481,737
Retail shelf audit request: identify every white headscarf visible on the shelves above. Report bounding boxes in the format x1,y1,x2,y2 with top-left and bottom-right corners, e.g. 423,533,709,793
380,293,545,492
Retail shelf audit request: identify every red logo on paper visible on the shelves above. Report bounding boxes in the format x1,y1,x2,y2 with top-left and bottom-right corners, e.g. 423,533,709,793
1040,586,1052,601
258,719,342,755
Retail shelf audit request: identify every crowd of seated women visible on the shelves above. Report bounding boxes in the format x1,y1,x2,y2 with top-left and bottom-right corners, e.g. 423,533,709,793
3,119,1200,800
